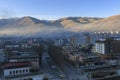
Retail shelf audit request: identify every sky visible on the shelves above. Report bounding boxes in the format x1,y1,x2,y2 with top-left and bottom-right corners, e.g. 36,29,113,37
0,0,120,20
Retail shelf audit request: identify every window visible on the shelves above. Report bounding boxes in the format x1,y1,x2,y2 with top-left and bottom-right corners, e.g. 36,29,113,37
10,71,12,75
13,71,15,74
19,70,21,73
26,69,28,72
23,70,25,73
16,70,18,74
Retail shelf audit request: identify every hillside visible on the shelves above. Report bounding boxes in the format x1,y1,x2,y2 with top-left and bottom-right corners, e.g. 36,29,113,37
82,15,120,31
0,14,120,36
0,16,102,35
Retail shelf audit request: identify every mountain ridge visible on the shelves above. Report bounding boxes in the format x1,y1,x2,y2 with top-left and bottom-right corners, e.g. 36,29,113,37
0,14,119,36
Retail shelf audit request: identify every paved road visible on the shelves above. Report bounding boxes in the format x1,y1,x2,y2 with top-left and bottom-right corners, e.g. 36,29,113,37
63,61,88,80
41,51,89,80
40,52,61,80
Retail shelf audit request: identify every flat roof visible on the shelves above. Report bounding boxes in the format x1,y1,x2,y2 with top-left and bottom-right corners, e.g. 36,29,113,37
9,54,39,59
4,62,31,69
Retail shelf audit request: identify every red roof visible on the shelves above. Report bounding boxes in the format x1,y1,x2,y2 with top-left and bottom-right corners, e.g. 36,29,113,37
4,62,31,69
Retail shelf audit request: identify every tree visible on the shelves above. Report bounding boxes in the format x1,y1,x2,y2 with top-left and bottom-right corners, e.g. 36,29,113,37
43,75,48,80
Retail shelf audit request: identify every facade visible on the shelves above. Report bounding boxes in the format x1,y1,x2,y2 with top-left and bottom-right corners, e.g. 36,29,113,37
3,62,31,76
95,39,120,54
3,41,43,76
79,54,103,68
1,38,43,79
95,38,120,59
91,70,120,80
9,53,40,71
85,33,91,44
70,36,77,45
62,45,102,67
95,42,105,54
5,73,45,80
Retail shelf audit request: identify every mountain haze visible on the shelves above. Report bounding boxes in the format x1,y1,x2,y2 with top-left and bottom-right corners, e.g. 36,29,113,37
0,14,119,36
82,15,120,31
0,16,102,35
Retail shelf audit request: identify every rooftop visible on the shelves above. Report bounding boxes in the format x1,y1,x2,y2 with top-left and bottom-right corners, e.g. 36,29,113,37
9,54,39,59
4,62,31,69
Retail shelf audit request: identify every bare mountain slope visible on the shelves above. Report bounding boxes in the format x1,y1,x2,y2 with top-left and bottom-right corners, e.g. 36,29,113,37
0,16,102,35
1,14,120,35
82,14,120,31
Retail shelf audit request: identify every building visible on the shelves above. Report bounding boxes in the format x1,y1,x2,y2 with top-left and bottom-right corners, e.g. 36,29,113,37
3,62,31,76
95,38,120,59
3,49,42,77
85,33,91,44
91,70,120,80
3,45,42,74
95,39,106,54
78,53,101,63
70,36,77,45
4,73,47,80
62,45,103,68
8,53,41,71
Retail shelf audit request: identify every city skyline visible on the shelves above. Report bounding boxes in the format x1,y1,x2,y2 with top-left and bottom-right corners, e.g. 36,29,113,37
0,0,120,20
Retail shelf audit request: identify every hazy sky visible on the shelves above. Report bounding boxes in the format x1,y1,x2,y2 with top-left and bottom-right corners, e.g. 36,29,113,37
0,0,120,20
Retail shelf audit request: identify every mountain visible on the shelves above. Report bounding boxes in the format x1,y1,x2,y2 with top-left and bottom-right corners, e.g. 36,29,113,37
0,16,53,28
82,14,120,31
0,14,120,36
0,16,102,35
52,17,102,28
0,16,102,28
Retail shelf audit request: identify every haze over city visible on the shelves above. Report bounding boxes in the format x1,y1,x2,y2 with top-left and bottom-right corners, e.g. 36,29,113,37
0,0,120,80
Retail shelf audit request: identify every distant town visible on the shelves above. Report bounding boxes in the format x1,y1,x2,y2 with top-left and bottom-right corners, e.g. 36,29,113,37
0,31,119,80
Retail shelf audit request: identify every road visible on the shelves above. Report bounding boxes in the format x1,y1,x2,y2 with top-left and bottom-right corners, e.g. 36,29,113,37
40,51,61,80
63,60,88,80
41,51,89,80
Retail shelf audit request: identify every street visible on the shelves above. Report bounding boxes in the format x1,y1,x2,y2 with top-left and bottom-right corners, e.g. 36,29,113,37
41,51,89,80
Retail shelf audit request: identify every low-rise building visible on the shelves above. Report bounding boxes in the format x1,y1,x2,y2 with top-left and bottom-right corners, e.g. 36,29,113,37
9,53,41,71
3,62,31,76
91,70,120,80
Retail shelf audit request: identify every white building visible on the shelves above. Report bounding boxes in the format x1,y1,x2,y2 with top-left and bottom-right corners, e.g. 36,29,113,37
3,62,31,77
95,42,105,54
5,73,46,80
95,38,120,55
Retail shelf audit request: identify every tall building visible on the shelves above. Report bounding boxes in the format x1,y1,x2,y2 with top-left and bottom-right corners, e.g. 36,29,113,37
70,36,77,46
95,38,120,59
85,33,91,44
